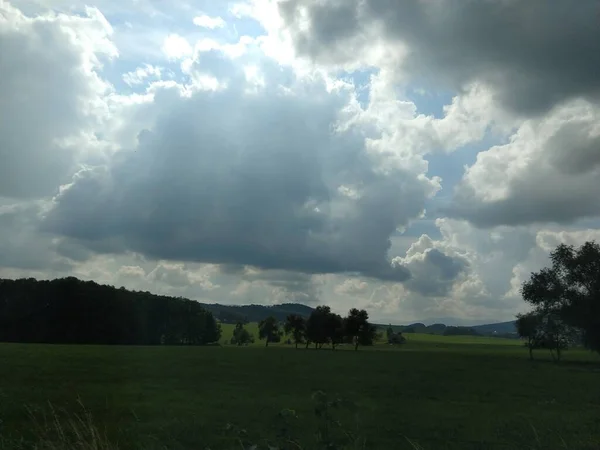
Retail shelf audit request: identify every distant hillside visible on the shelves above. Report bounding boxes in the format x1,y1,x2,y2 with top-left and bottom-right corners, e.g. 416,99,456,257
379,320,518,338
199,302,518,336
472,321,517,335
200,302,314,324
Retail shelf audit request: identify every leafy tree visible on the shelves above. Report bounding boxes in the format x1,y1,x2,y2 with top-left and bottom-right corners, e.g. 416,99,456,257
344,308,376,350
284,314,306,349
521,241,600,356
327,312,345,350
387,330,406,345
258,316,282,347
231,322,254,346
515,312,542,360
539,312,574,362
306,306,333,350
386,324,394,342
551,241,600,354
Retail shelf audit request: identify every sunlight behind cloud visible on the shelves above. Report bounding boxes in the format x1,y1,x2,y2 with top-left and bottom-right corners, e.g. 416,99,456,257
162,34,193,60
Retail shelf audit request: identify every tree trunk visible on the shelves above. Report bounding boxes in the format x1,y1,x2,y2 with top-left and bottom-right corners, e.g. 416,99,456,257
528,343,533,361
265,340,269,347
295,341,298,349
305,341,310,349
315,342,318,350
355,341,359,351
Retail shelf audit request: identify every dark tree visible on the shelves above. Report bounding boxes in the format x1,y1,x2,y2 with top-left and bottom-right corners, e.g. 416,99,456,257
387,329,406,345
306,306,332,350
344,308,376,350
521,241,600,356
284,314,306,349
0,277,221,346
386,324,394,342
258,316,282,347
327,312,344,350
515,312,542,360
231,322,254,346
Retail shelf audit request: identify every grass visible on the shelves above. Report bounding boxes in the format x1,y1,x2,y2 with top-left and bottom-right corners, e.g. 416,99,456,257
0,337,599,449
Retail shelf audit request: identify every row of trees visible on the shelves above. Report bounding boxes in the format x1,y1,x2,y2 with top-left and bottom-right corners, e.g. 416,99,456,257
516,241,600,361
232,306,378,350
0,277,222,345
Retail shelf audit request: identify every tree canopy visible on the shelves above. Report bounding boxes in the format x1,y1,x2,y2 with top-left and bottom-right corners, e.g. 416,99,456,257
284,314,306,349
258,316,282,346
302,306,377,350
231,322,254,346
518,241,600,359
344,308,377,350
0,277,221,345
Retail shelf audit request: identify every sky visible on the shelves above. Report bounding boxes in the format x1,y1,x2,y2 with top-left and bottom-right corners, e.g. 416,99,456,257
2,0,600,324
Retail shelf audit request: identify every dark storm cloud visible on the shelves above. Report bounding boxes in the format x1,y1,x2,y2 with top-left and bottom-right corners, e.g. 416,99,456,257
401,244,469,297
42,55,436,281
279,0,600,116
447,182,600,228
0,203,73,271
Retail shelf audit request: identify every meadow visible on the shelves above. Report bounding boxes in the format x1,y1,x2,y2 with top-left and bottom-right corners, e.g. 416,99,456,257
0,331,599,450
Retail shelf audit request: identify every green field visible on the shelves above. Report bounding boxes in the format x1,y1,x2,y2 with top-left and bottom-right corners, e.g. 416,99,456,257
1,336,599,449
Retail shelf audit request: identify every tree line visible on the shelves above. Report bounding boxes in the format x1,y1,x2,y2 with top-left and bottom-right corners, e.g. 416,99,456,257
202,302,314,325
231,306,378,350
516,241,600,361
0,277,221,345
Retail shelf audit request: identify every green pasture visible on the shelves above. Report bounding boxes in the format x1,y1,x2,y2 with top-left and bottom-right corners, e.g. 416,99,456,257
0,338,598,449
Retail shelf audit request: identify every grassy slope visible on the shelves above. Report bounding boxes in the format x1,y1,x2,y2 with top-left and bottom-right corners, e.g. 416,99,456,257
1,340,599,449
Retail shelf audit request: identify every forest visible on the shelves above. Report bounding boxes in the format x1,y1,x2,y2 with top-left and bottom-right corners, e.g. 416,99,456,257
0,277,221,345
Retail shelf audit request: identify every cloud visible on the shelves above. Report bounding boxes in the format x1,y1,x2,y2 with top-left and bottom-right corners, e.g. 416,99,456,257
147,262,219,290
193,14,226,29
0,202,73,272
122,64,164,86
161,34,193,60
0,2,115,199
277,0,600,117
334,278,368,296
42,44,439,282
448,99,600,227
394,235,469,297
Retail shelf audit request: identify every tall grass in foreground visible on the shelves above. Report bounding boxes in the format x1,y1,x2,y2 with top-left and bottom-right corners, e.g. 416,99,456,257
1,401,116,450
1,398,585,450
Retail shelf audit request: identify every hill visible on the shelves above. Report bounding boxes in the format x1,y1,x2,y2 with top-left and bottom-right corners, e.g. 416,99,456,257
192,303,518,336
472,320,517,335
200,302,314,324
380,320,518,338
